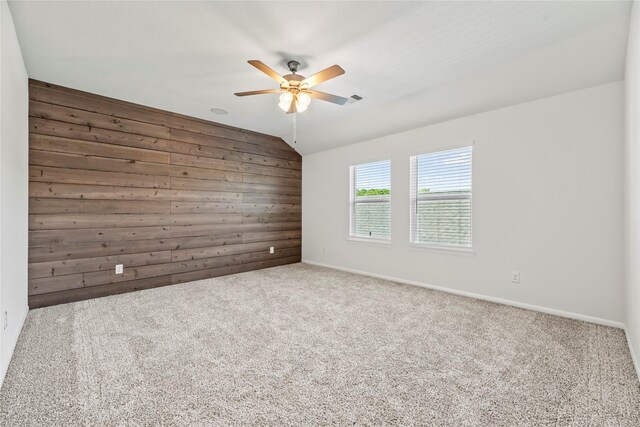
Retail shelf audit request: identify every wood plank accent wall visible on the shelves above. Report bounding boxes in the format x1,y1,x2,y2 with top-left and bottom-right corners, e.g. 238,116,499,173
28,80,301,308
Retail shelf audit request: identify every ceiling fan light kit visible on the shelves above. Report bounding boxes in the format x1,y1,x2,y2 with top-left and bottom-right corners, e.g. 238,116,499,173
278,91,311,113
235,59,349,114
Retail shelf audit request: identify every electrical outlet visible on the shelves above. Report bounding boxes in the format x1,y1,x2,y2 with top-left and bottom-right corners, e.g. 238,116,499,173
269,247,274,254
511,271,520,283
115,264,124,274
3,310,7,330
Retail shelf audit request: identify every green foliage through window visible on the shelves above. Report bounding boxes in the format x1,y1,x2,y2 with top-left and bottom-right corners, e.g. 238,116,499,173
356,188,390,196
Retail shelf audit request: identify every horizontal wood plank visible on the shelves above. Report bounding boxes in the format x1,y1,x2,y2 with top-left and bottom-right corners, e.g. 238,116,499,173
29,213,243,230
30,133,170,164
30,82,174,129
172,239,301,262
29,198,171,215
30,165,170,189
170,153,243,173
30,99,170,139
29,251,172,279
241,152,301,170
29,225,172,246
29,233,248,262
31,149,244,183
172,128,299,162
30,182,242,202
30,117,171,152
171,202,243,214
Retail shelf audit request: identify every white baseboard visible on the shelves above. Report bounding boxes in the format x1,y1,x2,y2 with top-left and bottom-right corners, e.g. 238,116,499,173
625,327,640,382
0,306,28,391
303,259,626,329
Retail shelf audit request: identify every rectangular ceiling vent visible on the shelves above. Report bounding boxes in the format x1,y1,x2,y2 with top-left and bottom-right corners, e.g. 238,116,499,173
348,94,364,104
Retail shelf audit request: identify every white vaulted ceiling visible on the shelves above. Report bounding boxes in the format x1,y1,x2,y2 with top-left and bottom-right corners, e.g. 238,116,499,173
8,1,632,154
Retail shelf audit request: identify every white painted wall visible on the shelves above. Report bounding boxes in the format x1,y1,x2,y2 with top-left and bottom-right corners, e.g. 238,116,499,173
624,1,640,376
303,82,624,325
0,0,29,387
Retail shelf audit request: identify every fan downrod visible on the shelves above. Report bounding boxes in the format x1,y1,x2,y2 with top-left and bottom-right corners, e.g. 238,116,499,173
287,60,301,74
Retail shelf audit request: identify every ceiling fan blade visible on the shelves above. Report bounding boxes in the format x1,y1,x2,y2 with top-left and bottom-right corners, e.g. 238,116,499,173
300,65,345,88
248,60,288,85
234,89,283,97
286,94,297,114
307,90,349,105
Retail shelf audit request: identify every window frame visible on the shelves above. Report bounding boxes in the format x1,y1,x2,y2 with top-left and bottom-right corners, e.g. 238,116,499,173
409,143,474,251
349,159,392,243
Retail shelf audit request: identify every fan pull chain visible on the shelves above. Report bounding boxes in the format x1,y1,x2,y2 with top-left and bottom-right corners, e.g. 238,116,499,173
293,112,297,151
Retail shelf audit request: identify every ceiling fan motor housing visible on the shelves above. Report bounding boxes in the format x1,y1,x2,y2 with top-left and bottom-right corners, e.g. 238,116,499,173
282,74,304,89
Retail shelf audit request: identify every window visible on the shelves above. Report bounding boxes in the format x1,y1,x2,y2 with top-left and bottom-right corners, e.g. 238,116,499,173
349,160,391,240
410,146,472,248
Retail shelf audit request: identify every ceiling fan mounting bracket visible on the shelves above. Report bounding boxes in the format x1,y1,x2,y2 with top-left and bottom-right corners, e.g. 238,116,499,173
287,60,301,74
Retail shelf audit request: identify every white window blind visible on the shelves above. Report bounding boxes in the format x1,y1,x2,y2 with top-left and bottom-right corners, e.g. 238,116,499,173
349,160,391,240
410,146,472,248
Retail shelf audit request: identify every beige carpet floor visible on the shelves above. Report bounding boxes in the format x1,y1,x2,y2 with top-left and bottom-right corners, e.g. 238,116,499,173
0,263,639,426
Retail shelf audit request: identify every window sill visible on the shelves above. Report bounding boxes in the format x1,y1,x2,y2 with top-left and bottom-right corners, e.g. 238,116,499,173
406,243,476,257
348,237,392,247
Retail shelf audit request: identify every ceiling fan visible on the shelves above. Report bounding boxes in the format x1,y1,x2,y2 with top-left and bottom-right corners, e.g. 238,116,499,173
235,60,348,114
